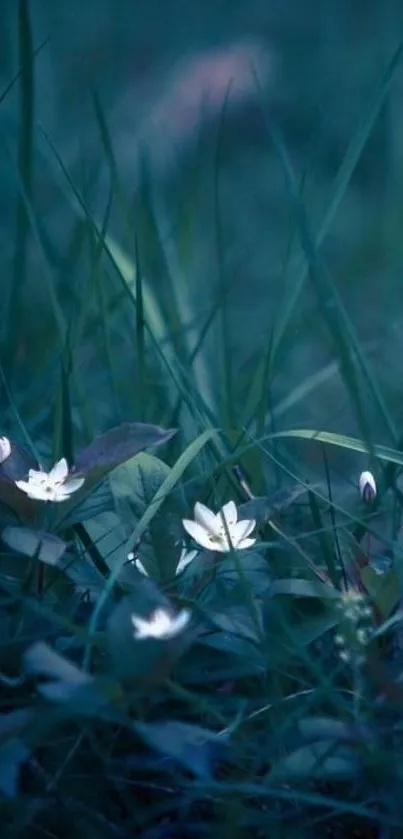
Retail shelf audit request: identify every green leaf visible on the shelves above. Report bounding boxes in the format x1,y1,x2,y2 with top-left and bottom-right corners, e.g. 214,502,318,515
0,477,36,519
23,641,91,684
269,429,403,468
83,429,217,669
107,587,191,680
297,716,365,742
360,566,400,620
110,452,183,580
216,551,271,595
135,720,227,779
239,484,311,521
269,579,340,600
206,606,263,643
269,741,360,781
0,440,38,481
0,738,30,797
2,525,67,565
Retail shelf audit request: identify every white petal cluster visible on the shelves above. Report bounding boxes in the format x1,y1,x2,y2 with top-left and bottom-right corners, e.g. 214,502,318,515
0,436,11,464
15,458,84,503
358,471,377,504
131,607,191,640
182,500,256,552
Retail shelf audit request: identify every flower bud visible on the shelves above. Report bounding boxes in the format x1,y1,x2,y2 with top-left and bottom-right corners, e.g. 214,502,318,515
0,436,11,465
359,471,376,504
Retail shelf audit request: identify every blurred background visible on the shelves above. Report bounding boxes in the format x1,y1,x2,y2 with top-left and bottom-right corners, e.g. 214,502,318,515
1,0,403,472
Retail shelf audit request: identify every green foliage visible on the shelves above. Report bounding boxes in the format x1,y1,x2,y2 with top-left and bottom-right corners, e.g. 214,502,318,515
2,4,403,837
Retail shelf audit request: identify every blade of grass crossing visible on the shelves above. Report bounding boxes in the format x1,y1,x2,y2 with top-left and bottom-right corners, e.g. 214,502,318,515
256,92,397,452
255,39,403,365
82,429,218,669
8,0,35,356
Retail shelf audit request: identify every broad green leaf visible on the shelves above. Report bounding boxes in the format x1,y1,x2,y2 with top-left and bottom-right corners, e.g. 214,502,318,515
269,579,340,600
0,440,38,481
23,641,91,684
83,429,217,667
360,566,400,620
0,738,30,797
109,452,182,580
2,525,67,565
269,741,360,781
0,477,36,519
206,606,263,643
107,587,191,680
135,720,227,779
297,716,365,742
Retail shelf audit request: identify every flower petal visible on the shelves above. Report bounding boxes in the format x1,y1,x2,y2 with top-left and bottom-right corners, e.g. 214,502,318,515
193,502,221,536
135,558,149,576
25,486,54,502
232,518,256,546
220,500,238,527
211,539,230,552
15,480,32,495
182,520,218,551
0,436,11,464
50,458,69,483
176,549,198,575
131,614,150,639
27,469,47,484
168,609,191,637
62,478,85,495
237,536,256,550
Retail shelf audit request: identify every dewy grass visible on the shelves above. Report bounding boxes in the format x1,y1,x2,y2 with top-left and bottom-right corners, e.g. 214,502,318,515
3,7,403,836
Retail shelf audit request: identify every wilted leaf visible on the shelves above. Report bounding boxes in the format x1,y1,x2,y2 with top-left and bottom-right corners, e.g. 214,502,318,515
74,422,176,478
135,720,227,778
2,526,67,566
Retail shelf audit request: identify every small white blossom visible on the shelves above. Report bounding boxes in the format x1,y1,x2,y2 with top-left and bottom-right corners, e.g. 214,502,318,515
0,436,11,464
15,457,84,503
182,500,256,552
131,607,191,640
359,471,377,504
176,546,198,575
134,557,148,576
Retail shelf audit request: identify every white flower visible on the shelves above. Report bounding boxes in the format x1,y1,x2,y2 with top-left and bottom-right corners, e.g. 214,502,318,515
0,436,11,464
134,557,148,576
176,546,198,575
131,607,191,640
15,457,84,503
182,500,256,552
129,547,198,578
359,471,376,503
